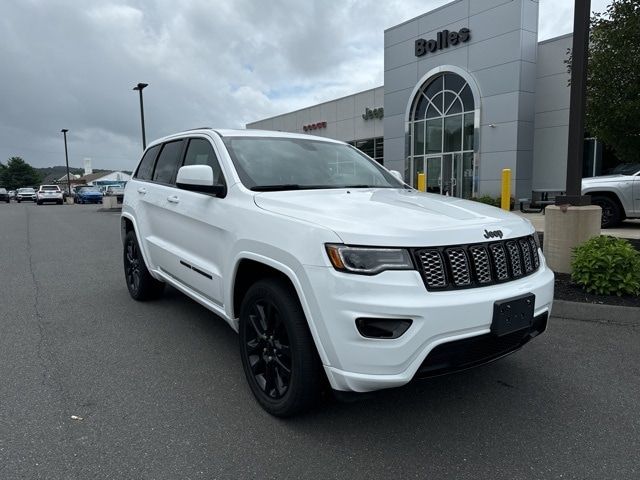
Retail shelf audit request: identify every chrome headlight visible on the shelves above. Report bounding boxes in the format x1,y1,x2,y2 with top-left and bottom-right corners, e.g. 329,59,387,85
325,244,414,275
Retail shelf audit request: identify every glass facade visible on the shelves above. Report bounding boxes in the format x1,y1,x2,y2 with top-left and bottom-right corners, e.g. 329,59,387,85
349,137,384,165
407,72,476,199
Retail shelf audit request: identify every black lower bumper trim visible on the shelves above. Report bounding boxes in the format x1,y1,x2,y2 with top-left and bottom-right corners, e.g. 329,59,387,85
415,312,548,379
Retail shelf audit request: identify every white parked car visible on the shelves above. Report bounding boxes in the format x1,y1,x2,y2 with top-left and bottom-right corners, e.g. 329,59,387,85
36,185,64,205
582,163,640,228
16,187,37,202
121,129,554,416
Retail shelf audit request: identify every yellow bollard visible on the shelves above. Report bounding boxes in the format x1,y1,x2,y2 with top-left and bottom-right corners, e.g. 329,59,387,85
417,172,426,192
501,168,511,211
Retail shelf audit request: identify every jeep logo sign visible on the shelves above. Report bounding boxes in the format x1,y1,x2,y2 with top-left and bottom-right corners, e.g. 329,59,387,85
362,107,384,120
483,229,504,239
415,28,470,57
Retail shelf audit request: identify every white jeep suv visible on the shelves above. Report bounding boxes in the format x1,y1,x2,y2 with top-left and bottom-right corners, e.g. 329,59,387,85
121,129,554,416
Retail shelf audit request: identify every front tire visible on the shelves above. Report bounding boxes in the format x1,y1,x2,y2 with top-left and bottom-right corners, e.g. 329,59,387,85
123,230,164,300
239,278,322,417
591,195,622,228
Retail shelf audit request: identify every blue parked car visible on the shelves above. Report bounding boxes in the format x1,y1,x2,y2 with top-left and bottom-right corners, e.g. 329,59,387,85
75,186,103,204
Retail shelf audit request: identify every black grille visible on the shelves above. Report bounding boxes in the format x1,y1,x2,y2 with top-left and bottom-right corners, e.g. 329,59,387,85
413,235,540,291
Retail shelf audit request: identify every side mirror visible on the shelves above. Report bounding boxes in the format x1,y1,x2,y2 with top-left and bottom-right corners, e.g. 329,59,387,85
389,170,404,182
176,165,226,197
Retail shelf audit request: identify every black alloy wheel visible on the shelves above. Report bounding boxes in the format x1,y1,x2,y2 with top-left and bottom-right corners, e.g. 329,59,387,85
245,299,292,400
123,230,164,300
125,238,141,294
239,279,322,417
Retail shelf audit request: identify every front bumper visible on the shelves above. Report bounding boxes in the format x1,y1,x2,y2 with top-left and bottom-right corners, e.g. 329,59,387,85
79,196,103,203
303,254,554,392
17,196,36,201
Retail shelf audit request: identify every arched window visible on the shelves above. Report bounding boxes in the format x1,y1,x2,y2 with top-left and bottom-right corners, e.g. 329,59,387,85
408,72,476,198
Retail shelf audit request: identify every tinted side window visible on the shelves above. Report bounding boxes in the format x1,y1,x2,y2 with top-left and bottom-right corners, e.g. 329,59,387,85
135,144,161,180
152,140,184,184
183,138,225,184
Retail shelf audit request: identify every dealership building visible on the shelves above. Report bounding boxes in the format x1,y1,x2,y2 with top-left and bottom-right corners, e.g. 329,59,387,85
247,0,602,200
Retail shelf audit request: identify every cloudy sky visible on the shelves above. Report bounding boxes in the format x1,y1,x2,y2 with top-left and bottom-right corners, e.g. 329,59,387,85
0,0,612,171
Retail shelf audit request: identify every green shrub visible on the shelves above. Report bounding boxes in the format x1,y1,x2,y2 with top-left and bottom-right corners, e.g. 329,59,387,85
472,195,497,206
571,236,640,296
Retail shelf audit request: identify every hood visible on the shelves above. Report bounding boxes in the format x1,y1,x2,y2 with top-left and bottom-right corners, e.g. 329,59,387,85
582,174,627,185
254,188,534,247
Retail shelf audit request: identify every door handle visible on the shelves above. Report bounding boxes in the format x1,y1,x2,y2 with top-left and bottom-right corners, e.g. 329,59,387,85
137,187,147,195
167,195,180,204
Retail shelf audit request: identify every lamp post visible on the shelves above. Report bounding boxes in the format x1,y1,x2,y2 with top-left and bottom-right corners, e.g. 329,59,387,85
544,0,601,274
556,0,591,206
61,129,71,196
133,83,148,149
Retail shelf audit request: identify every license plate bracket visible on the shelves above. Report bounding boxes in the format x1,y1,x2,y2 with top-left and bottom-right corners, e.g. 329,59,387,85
491,293,535,337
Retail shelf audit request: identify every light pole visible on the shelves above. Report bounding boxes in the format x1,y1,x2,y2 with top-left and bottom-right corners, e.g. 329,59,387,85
556,0,591,206
133,83,148,149
61,129,71,196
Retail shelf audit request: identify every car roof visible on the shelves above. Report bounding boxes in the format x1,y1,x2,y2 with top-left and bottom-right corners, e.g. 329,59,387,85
149,128,346,147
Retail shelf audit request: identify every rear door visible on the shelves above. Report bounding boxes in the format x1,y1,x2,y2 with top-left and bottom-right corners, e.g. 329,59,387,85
128,144,162,267
154,136,229,304
142,139,187,276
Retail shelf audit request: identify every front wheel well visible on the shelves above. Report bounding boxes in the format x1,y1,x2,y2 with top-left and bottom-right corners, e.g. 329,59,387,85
232,259,298,319
585,191,626,218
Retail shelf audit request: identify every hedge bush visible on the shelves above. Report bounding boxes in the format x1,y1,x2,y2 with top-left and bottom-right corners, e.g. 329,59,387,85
473,195,497,206
571,236,640,296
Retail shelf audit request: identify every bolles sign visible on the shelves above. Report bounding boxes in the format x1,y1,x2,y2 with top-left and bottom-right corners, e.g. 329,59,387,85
303,121,327,132
415,28,470,57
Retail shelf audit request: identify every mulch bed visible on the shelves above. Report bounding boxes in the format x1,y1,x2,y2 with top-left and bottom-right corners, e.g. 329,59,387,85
554,272,640,308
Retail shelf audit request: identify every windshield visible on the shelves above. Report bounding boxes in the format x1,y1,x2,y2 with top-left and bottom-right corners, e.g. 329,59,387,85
79,187,101,193
222,136,405,191
41,186,60,191
19,188,35,193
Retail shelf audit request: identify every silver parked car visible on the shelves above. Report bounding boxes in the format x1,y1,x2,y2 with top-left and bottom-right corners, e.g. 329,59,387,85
582,163,640,228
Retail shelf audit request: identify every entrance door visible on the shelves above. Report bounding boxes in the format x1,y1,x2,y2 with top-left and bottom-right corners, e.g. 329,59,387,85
425,156,442,194
424,153,473,198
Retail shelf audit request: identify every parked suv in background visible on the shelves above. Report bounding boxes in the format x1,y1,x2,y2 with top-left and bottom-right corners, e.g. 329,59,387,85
36,185,64,205
0,188,9,203
582,163,640,228
122,129,554,416
16,187,37,202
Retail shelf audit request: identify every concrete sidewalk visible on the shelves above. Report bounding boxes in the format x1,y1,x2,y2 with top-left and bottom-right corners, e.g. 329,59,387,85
515,211,640,239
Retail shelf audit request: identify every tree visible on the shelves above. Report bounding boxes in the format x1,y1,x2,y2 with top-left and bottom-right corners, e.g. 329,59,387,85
0,157,42,190
586,0,640,163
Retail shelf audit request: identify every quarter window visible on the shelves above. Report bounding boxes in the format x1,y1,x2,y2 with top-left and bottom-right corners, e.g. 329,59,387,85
135,144,161,181
152,140,185,184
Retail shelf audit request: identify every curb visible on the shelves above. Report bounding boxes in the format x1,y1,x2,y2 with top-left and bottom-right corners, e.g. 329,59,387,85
552,299,639,325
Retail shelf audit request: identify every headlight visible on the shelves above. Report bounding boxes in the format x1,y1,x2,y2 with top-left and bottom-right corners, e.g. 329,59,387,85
325,244,414,275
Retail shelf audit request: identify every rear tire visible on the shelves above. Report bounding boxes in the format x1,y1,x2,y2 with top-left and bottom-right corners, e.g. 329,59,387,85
239,278,322,417
123,230,164,300
591,195,622,228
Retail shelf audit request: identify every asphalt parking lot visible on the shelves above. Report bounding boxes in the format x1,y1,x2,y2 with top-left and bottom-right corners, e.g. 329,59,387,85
1,202,639,480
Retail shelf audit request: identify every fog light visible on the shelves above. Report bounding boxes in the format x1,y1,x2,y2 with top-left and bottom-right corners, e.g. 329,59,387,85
355,318,413,339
